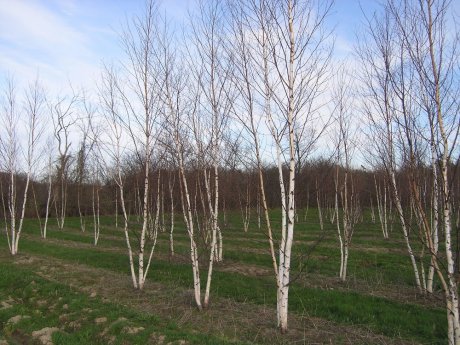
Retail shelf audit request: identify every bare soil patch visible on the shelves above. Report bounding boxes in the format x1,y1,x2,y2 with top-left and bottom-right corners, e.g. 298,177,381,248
32,327,59,345
7,315,30,325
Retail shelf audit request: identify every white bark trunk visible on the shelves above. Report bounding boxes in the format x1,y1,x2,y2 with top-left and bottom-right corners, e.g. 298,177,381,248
153,170,161,237
278,1,296,332
77,184,86,233
375,176,388,239
43,157,53,239
138,148,150,290
389,169,423,292
14,172,31,254
335,174,345,280
427,2,460,339
57,168,67,231
9,170,16,255
257,192,261,230
370,198,375,223
169,174,175,257
115,189,118,228
343,245,349,281
92,181,100,246
118,179,138,289
0,181,11,252
177,145,202,310
204,164,219,308
427,142,439,293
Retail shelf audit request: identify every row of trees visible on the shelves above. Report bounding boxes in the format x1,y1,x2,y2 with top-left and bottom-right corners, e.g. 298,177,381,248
358,0,460,342
1,0,459,341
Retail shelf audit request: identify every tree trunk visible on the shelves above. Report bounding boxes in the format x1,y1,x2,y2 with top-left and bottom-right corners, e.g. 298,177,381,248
389,169,423,292
277,1,296,332
138,144,150,290
43,158,53,239
169,173,175,257
177,147,202,310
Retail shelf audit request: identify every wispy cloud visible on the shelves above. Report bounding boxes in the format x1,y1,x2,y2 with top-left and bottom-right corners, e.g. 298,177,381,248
0,1,85,46
0,0,104,93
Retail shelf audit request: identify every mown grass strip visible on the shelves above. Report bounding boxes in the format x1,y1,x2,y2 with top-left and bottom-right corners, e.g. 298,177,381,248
7,236,446,344
23,226,420,286
23,221,424,288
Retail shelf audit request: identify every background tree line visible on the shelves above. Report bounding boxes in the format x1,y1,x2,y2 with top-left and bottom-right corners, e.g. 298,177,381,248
1,156,458,227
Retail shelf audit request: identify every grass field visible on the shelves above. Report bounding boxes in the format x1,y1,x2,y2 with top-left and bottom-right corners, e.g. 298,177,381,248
0,209,448,344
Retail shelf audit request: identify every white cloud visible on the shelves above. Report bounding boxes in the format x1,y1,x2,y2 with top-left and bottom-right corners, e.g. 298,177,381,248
0,0,103,93
0,0,87,51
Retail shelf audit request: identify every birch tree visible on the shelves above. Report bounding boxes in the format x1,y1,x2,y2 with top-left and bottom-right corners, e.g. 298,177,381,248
42,136,54,239
87,110,102,246
238,175,251,233
357,4,424,292
230,0,333,333
99,65,142,289
332,65,358,282
167,166,176,257
154,10,203,308
271,0,332,332
188,0,233,268
374,174,390,239
90,156,102,246
0,77,45,255
1,79,21,255
111,0,162,290
160,43,203,308
74,98,96,233
360,0,460,342
97,0,163,289
50,93,78,231
388,0,460,341
229,0,278,284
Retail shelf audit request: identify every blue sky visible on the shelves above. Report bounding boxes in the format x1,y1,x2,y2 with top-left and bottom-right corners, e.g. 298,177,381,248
0,0,194,93
0,0,457,168
1,0,456,94
0,0,376,92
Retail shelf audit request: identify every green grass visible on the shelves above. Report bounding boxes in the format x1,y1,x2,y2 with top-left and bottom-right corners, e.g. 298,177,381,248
2,234,446,344
23,211,427,288
2,208,451,344
0,262,243,345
